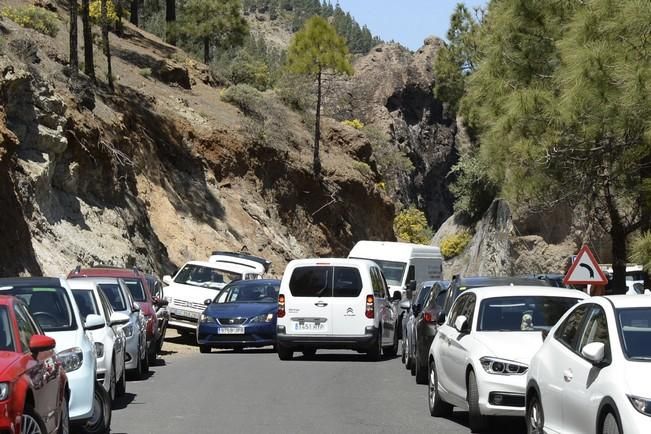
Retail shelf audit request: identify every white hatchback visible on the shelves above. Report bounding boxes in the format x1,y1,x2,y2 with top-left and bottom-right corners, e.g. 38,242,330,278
276,258,401,361
427,286,587,432
526,295,651,434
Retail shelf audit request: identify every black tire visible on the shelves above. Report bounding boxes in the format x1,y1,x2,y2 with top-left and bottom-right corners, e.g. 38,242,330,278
177,328,192,336
58,393,70,434
302,348,317,358
410,355,416,376
157,323,167,353
401,339,407,364
132,346,144,380
366,329,382,361
415,351,427,385
116,362,126,397
141,345,150,375
148,343,157,365
22,403,47,434
383,328,399,358
602,412,621,434
83,384,111,434
467,370,489,433
277,344,293,361
526,393,544,434
109,362,116,402
428,360,452,417
199,345,211,354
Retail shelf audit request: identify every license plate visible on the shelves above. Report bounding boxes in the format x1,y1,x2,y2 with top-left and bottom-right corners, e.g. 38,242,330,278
170,308,200,320
293,322,327,332
218,327,245,335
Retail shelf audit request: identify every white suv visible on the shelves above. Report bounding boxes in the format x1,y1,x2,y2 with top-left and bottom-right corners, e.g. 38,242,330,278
526,295,651,434
276,258,401,361
69,278,129,403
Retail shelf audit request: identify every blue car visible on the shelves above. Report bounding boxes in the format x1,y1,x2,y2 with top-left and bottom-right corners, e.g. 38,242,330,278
197,279,280,353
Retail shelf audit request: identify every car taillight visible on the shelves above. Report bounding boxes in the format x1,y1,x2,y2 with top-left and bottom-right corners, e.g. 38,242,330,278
278,294,285,318
423,311,433,323
365,295,374,319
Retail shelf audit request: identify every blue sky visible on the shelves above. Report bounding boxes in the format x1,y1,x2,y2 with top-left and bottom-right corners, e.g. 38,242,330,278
335,0,487,50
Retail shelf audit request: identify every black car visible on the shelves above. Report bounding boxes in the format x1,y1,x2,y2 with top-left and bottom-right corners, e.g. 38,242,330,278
401,281,437,365
408,281,449,384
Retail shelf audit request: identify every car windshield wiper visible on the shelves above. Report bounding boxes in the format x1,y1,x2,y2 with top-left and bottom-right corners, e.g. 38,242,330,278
630,356,651,361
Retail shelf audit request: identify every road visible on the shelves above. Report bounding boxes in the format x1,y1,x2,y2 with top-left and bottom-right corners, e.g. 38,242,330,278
111,331,526,434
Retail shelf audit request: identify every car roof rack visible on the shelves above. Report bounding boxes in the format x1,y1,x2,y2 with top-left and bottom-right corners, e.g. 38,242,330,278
210,251,272,272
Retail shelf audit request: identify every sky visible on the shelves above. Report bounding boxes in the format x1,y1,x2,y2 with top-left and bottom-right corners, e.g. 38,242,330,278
335,0,487,50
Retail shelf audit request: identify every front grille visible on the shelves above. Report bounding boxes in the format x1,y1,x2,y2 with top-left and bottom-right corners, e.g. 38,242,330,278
488,392,525,407
170,298,205,311
217,317,247,325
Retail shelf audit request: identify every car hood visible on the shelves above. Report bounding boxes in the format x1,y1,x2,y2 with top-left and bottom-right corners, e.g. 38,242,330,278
47,329,86,353
203,302,276,319
623,360,651,398
473,332,545,365
164,283,222,304
0,351,23,378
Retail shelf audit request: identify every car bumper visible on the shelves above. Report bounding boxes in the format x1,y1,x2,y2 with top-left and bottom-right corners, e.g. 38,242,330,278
276,326,378,350
0,402,18,433
621,402,651,434
476,368,526,417
416,326,437,365
169,318,198,330
124,333,140,370
197,323,275,348
67,364,96,421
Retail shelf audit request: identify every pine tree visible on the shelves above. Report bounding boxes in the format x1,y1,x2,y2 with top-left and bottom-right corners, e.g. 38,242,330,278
101,0,113,90
69,0,79,76
81,0,95,79
166,0,176,45
287,16,353,176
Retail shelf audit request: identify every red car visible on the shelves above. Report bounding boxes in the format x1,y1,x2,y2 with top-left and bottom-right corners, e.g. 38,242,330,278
68,266,162,364
0,295,69,434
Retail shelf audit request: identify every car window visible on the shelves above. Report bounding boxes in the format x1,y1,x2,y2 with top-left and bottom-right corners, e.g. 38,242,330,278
0,306,15,352
333,267,363,298
370,268,383,298
447,294,468,327
406,265,415,284
73,290,101,322
124,279,148,302
577,306,610,355
479,296,581,332
434,289,448,309
555,305,590,350
174,265,241,289
98,291,114,320
8,286,77,332
415,285,433,308
98,283,128,311
459,294,476,328
14,304,38,353
617,307,651,360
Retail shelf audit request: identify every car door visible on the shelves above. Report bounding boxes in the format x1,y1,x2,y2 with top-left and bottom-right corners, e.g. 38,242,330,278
563,305,611,434
436,294,469,400
540,304,590,434
15,303,60,433
446,293,476,401
286,266,333,336
330,266,368,337
376,268,398,345
99,290,125,376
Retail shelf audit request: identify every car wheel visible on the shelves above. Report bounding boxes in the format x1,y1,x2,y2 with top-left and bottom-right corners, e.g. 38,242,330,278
383,328,399,358
58,394,69,434
116,361,126,397
277,344,293,361
467,370,489,433
366,328,382,361
401,339,407,364
602,412,621,434
83,385,111,434
157,323,167,353
302,348,317,358
415,351,427,385
428,360,452,417
526,393,544,434
410,354,416,376
22,403,47,434
148,341,157,364
199,345,211,354
141,345,150,375
109,363,116,402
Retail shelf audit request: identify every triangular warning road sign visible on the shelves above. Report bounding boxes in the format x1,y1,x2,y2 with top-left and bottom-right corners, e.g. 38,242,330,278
563,245,608,286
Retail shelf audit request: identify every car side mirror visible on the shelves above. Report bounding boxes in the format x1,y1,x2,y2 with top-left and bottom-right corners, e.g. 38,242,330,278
163,275,172,285
399,300,411,310
454,315,469,333
204,298,212,306
406,288,414,301
110,312,130,326
437,312,446,325
132,302,141,313
391,290,402,302
633,283,644,294
581,342,605,365
407,280,417,292
84,314,105,331
29,335,56,356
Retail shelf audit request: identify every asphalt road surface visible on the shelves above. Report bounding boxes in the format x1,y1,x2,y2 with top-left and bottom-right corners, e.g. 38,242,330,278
111,331,526,434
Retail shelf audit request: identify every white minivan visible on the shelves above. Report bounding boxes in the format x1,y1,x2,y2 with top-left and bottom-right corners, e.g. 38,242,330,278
348,241,443,296
276,258,401,361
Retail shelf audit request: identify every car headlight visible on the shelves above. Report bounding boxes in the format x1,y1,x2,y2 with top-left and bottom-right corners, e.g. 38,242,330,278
58,347,84,372
0,383,9,401
122,324,134,337
200,314,216,324
480,357,528,375
628,395,651,416
249,313,274,323
94,342,104,358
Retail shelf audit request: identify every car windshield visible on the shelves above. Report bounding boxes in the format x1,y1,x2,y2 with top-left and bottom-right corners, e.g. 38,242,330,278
478,296,581,332
617,308,651,361
216,282,279,303
5,286,77,332
124,279,147,302
97,283,128,311
0,307,14,352
350,259,405,286
416,285,433,306
289,266,363,298
72,290,100,322
174,264,242,290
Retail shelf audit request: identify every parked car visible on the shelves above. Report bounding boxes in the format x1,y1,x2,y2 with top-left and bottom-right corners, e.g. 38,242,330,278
145,274,169,353
276,258,401,361
69,266,161,364
69,279,129,402
407,280,449,384
91,277,149,379
427,286,587,433
162,253,270,334
0,295,69,434
526,295,651,434
0,277,111,434
197,279,281,353
401,280,436,366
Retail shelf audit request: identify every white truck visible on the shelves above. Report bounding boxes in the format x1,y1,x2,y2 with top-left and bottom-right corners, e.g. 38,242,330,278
348,241,444,296
162,252,271,332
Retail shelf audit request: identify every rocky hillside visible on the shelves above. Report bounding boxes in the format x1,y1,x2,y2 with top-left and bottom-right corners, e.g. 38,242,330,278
0,3,401,277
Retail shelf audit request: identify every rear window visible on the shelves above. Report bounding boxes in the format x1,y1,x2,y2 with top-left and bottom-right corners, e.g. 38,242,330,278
289,266,363,298
72,290,100,322
124,279,146,302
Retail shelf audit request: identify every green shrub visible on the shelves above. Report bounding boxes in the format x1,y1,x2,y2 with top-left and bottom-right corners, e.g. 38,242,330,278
221,84,266,118
352,161,372,178
342,119,364,129
229,52,271,90
89,0,120,24
139,68,152,78
440,230,472,259
393,208,432,245
449,154,498,223
630,231,651,272
1,6,59,37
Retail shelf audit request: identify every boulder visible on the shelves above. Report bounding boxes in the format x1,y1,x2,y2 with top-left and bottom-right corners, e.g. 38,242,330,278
154,60,191,89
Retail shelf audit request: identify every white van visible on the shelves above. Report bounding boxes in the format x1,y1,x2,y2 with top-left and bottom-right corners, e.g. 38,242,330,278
276,258,401,361
348,241,443,296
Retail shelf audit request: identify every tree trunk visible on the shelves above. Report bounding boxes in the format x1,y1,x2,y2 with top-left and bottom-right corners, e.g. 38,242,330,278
313,68,322,177
165,0,176,45
203,37,210,64
81,0,94,79
69,0,78,76
130,0,138,25
101,0,113,91
610,223,627,295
